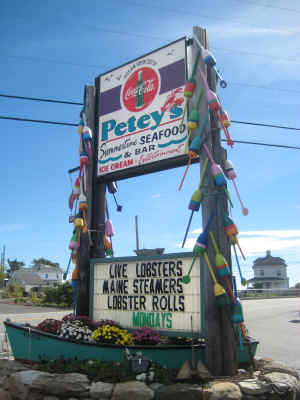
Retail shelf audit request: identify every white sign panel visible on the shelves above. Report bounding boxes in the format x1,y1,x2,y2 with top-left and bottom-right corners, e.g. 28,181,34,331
92,255,201,333
97,38,187,178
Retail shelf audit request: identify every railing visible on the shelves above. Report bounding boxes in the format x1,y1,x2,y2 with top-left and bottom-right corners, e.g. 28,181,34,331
0,332,13,359
238,288,300,299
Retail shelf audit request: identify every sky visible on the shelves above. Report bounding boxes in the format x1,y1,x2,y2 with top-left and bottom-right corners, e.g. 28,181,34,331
1,0,300,288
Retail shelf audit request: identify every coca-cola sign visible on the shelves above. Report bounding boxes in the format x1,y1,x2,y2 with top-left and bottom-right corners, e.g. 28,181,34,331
122,67,159,112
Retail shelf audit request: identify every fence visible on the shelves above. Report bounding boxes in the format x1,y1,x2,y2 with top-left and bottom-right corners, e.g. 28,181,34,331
238,288,300,299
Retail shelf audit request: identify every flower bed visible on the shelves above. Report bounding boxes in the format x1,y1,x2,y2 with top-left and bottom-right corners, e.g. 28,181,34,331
35,314,205,347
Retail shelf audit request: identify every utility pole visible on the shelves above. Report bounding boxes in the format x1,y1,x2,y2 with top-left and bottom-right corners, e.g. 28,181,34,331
191,27,238,376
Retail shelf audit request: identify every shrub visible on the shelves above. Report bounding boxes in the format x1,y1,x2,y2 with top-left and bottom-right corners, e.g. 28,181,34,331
31,294,39,305
8,284,25,298
42,282,73,307
92,325,133,346
1,290,9,298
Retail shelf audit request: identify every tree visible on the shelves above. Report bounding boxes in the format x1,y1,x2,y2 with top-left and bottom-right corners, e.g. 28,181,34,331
294,283,300,289
31,258,60,269
253,282,263,289
7,259,25,273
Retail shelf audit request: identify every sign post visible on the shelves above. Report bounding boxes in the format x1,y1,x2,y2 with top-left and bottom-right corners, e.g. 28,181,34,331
76,26,239,376
193,27,238,376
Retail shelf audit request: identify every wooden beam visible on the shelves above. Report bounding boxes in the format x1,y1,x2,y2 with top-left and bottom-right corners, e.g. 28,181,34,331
193,26,238,376
76,85,96,316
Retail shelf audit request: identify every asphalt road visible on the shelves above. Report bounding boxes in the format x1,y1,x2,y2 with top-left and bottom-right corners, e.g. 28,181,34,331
243,297,300,373
0,303,71,357
0,299,299,373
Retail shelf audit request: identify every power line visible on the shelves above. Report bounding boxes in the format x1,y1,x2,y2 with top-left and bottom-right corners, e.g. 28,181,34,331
224,139,300,150
228,82,300,95
230,0,300,14
0,94,83,106
1,24,300,70
0,54,107,70
212,46,300,65
1,115,300,150
231,120,300,131
125,0,300,36
0,115,77,127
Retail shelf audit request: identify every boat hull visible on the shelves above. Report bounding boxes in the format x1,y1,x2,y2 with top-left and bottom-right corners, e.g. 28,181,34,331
4,321,258,369
4,321,205,368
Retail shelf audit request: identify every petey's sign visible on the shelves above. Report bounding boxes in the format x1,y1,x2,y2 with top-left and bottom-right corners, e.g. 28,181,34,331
91,253,202,333
96,37,187,179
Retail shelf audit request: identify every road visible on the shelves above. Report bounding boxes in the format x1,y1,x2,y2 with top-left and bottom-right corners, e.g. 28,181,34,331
243,297,300,373
0,299,299,373
0,303,71,357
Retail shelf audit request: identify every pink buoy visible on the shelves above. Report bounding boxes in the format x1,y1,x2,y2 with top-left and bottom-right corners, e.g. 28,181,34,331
224,160,249,216
217,109,234,147
198,66,221,112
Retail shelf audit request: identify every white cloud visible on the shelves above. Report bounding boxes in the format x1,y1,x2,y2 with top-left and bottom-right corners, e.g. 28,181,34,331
240,230,300,238
0,224,25,233
178,229,300,257
151,194,161,199
210,25,299,39
239,230,300,256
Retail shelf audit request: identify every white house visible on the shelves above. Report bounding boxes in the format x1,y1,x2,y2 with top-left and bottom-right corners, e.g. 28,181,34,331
29,264,63,287
7,270,44,292
247,250,289,289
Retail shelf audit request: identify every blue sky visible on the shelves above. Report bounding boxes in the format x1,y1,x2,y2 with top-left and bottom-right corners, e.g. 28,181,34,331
1,0,300,287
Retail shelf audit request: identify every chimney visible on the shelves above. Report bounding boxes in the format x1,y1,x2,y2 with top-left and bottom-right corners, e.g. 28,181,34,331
266,250,271,256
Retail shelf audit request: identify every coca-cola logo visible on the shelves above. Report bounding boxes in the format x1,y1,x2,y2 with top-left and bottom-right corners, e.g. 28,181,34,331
122,67,159,112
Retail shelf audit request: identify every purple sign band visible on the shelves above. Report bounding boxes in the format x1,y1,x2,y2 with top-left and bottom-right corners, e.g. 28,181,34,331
99,58,186,117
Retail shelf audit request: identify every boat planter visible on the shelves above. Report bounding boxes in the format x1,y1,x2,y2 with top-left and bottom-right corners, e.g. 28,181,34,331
4,320,257,369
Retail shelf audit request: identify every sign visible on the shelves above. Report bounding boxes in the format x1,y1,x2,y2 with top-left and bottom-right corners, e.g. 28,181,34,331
91,253,202,333
96,37,187,180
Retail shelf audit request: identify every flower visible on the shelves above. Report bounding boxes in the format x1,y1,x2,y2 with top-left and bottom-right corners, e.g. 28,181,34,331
132,328,161,345
91,324,133,346
62,313,94,329
36,319,62,335
59,320,93,342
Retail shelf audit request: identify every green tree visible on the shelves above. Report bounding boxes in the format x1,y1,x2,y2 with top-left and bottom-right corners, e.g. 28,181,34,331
7,259,25,273
32,258,60,269
0,270,7,288
294,282,300,289
42,282,73,307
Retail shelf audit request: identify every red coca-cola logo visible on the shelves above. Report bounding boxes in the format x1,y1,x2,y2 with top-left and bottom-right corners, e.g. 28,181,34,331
122,67,159,112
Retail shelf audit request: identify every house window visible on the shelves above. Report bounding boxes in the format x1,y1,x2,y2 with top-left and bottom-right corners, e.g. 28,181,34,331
57,274,59,279
277,271,281,277
260,270,264,276
45,273,48,279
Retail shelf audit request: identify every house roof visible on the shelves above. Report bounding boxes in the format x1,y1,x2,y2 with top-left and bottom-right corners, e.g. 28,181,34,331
9,269,44,285
247,277,286,282
253,250,286,267
30,264,63,273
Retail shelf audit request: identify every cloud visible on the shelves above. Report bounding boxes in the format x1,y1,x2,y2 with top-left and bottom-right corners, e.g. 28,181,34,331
0,224,25,233
210,25,299,39
179,229,300,257
151,194,161,199
239,230,300,256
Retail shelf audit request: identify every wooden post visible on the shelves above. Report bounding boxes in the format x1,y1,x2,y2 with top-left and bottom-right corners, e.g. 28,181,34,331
76,85,96,316
90,77,106,260
192,27,238,376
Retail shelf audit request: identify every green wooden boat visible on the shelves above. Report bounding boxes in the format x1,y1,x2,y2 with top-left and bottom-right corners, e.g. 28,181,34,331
4,320,258,369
